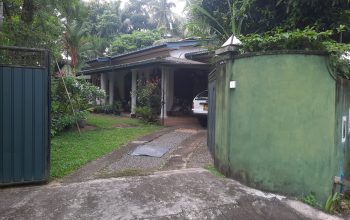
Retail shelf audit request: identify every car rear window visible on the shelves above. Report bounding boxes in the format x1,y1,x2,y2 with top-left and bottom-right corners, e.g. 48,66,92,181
196,91,208,99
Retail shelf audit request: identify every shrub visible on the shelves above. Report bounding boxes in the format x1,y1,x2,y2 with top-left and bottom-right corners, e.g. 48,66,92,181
134,77,161,122
51,110,88,137
240,28,332,52
93,101,122,115
113,102,122,115
302,192,321,209
325,192,341,214
240,28,350,76
51,76,105,136
135,106,158,123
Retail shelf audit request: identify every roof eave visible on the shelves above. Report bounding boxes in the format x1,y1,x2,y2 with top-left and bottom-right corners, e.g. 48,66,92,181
79,58,210,75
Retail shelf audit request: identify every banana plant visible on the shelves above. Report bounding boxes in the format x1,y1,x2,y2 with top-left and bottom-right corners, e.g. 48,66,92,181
186,0,251,41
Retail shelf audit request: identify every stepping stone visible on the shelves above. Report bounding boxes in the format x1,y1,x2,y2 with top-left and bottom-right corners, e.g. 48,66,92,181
131,141,148,144
130,145,172,158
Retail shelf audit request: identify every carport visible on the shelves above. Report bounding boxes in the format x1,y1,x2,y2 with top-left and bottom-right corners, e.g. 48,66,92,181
80,40,211,119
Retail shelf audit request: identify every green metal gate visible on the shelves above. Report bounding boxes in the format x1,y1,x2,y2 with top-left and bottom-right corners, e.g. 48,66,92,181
0,46,50,185
208,70,216,155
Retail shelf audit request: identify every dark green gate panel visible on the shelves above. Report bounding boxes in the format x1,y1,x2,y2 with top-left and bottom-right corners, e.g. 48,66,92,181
335,78,350,181
208,70,216,155
0,48,50,185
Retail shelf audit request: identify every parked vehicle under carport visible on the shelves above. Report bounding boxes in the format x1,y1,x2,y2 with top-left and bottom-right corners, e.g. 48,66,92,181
192,90,208,126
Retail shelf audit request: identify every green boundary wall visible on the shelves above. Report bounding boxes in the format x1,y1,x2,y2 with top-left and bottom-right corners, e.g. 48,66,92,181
212,52,350,203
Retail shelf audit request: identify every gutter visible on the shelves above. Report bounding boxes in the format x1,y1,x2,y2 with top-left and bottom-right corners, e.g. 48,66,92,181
80,58,164,75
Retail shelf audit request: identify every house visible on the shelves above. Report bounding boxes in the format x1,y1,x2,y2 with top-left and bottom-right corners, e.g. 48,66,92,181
80,40,213,118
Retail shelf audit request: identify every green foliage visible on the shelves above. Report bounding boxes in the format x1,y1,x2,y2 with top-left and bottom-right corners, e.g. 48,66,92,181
240,28,333,52
94,104,113,114
205,165,225,178
0,0,77,60
151,0,176,31
113,102,123,115
302,192,321,208
80,36,109,61
51,76,105,136
186,0,252,41
94,2,122,40
0,9,62,58
186,0,350,43
109,30,161,55
86,113,143,128
133,77,161,123
135,106,158,123
51,110,88,136
325,192,341,214
120,0,156,33
136,78,160,106
240,28,350,76
324,192,350,215
94,102,122,115
323,41,350,76
186,0,251,40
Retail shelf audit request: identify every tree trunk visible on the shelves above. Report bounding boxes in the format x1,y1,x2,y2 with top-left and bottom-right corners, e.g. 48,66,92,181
21,0,35,24
2,0,12,19
0,2,3,28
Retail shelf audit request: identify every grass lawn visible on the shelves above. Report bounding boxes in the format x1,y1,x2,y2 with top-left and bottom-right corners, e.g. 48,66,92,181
86,113,143,128
50,113,161,179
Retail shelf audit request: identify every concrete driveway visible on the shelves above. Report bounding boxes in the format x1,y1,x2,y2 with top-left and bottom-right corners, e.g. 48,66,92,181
0,169,340,220
0,123,342,220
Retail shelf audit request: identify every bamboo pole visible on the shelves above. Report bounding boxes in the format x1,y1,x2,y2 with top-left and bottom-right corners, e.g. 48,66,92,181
56,61,81,134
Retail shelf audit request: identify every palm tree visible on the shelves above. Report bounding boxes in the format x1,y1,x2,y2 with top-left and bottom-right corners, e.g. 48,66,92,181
185,0,250,41
61,2,88,75
63,19,86,75
151,0,176,32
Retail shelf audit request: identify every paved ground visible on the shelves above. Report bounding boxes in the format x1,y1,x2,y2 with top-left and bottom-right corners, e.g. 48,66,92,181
0,118,342,220
62,123,211,183
0,169,340,220
104,128,196,174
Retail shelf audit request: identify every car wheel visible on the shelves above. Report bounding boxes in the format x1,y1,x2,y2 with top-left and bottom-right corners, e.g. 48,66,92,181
198,117,207,127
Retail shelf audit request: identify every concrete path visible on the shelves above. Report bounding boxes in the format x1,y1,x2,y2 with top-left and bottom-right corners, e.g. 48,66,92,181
0,123,342,220
61,126,212,183
0,168,340,220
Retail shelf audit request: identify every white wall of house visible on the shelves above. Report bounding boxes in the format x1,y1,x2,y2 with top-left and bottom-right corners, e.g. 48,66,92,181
100,73,108,104
160,67,175,118
108,73,115,105
131,69,137,115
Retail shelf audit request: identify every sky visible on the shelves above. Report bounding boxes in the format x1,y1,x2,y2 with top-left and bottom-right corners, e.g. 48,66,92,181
83,0,187,16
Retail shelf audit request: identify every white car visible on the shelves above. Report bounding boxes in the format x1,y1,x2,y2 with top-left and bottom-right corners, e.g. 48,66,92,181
192,90,208,126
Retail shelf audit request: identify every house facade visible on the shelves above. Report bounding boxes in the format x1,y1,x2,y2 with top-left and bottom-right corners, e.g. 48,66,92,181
80,40,213,118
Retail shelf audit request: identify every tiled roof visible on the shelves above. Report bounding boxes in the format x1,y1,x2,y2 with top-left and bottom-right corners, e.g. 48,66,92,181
86,40,203,64
80,57,208,75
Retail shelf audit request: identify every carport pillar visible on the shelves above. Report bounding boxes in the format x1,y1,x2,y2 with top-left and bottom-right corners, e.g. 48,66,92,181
167,69,174,111
131,70,137,116
161,67,169,119
100,73,108,104
109,73,114,105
